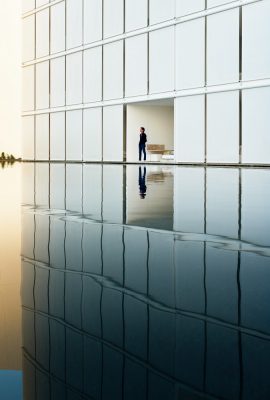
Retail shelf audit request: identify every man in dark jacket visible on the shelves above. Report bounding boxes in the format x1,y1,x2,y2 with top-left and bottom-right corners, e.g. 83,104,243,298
139,127,147,161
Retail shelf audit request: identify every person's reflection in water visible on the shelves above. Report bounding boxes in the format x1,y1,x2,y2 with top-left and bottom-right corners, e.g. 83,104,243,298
139,166,147,199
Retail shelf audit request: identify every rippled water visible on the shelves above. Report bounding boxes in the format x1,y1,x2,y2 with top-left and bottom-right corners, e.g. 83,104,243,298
4,163,270,399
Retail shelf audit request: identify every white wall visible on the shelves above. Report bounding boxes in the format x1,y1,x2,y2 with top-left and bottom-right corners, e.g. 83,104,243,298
22,0,270,165
0,0,21,156
126,104,174,162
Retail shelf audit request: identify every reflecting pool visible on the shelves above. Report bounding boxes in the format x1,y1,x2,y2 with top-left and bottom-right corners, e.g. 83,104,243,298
20,163,270,400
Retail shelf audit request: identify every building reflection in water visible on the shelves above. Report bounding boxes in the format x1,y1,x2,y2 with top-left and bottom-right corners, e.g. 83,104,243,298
21,164,270,400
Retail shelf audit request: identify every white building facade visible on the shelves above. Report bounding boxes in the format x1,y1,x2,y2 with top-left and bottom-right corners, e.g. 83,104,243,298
22,0,270,164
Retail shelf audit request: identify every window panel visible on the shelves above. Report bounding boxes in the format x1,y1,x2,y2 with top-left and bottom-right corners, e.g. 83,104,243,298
83,47,102,103
23,15,35,62
84,0,102,44
176,0,205,17
103,41,123,100
83,108,102,161
22,66,35,112
149,0,174,25
36,9,49,58
66,0,83,49
51,2,65,54
36,61,49,110
50,112,65,161
125,34,148,97
22,116,35,160
176,18,205,90
242,1,270,81
103,105,123,162
175,95,205,162
125,0,148,32
103,0,124,38
66,52,83,105
208,0,234,7
207,91,239,163
50,57,65,108
207,9,239,85
242,87,270,164
36,114,49,160
66,110,83,161
149,27,174,94
22,0,35,13
36,0,49,6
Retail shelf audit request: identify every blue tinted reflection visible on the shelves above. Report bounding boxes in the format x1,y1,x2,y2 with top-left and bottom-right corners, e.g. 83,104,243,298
21,164,270,400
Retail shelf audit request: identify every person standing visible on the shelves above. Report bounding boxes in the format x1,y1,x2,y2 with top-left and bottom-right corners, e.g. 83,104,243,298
139,127,147,161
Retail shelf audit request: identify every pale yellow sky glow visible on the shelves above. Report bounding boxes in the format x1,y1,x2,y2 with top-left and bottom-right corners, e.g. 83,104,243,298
0,1,21,156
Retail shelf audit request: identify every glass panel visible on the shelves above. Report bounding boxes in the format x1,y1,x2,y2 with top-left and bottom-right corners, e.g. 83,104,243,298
103,41,123,100
36,61,49,110
50,164,66,209
36,114,49,160
149,0,174,25
51,2,65,54
50,112,65,161
176,18,205,90
84,0,102,44
149,27,174,94
242,87,270,164
207,9,239,85
36,0,49,6
103,0,123,39
50,57,65,107
36,8,49,58
125,0,148,32
208,0,234,6
22,66,35,112
66,110,83,161
35,163,49,207
83,108,102,161
66,52,83,105
22,116,35,160
103,105,123,161
207,91,239,163
22,0,35,13
125,34,148,97
175,95,205,162
83,47,102,103
242,1,270,81
176,0,205,17
66,0,83,49
22,15,35,62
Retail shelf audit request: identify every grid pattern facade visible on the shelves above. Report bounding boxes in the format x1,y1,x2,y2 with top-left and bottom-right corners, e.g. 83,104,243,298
21,164,270,399
22,0,270,164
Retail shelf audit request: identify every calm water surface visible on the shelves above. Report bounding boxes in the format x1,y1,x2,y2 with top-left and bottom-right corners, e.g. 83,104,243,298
4,163,270,399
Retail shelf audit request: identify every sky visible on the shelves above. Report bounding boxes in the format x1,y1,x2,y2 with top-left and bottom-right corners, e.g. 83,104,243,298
0,1,21,156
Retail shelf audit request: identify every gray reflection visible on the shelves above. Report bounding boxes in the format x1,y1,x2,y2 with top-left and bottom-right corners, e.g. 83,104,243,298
21,164,270,400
